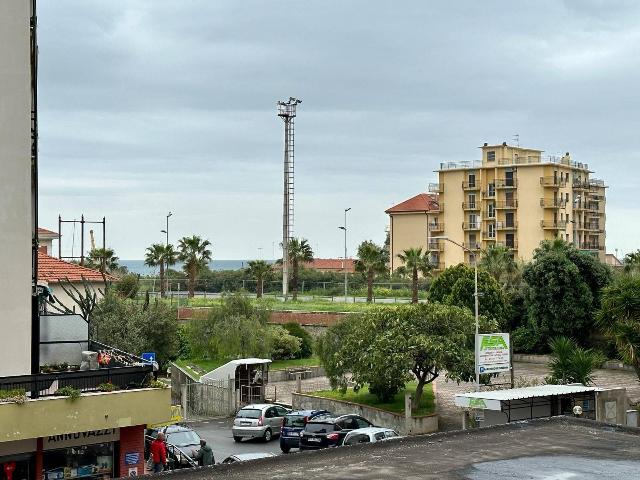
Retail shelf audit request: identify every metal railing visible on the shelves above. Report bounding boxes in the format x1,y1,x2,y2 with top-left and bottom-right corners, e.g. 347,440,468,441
495,178,517,188
495,200,518,209
496,221,517,230
462,242,481,251
540,198,565,208
427,223,444,231
462,181,480,190
462,222,480,230
462,202,480,210
540,177,567,187
427,242,445,252
428,182,443,193
482,190,496,199
438,160,482,170
495,241,518,250
541,220,567,229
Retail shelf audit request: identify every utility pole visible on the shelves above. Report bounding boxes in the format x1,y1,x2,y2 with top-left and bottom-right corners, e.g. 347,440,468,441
338,208,351,302
277,97,301,300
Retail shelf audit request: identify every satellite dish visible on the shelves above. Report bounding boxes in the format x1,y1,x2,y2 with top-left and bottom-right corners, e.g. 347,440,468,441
573,405,583,416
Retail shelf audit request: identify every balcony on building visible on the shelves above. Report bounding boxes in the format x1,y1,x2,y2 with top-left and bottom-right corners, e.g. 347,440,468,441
483,231,496,240
579,242,604,251
483,210,496,219
462,242,481,251
462,202,480,211
495,200,518,209
0,313,169,442
462,222,481,231
572,180,589,190
462,181,480,191
427,222,444,232
541,220,568,229
428,182,444,194
427,241,445,252
540,198,566,208
573,200,587,211
496,221,518,231
430,201,444,213
495,178,518,189
496,240,518,250
540,177,567,188
585,223,603,233
482,190,496,200
429,261,445,271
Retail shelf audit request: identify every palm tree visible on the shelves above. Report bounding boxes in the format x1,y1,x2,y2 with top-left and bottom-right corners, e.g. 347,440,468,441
597,275,640,379
355,241,387,303
246,260,273,298
144,243,177,298
178,235,212,298
86,247,119,274
397,247,432,304
479,244,520,290
287,238,314,301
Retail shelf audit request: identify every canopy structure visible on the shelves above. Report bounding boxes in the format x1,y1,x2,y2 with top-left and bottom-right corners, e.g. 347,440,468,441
455,384,602,411
201,358,272,383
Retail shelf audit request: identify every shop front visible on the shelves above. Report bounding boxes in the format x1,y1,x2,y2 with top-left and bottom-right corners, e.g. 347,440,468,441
43,430,119,480
0,440,36,480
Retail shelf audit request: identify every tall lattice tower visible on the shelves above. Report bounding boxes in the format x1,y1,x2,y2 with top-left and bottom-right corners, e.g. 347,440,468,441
277,97,301,298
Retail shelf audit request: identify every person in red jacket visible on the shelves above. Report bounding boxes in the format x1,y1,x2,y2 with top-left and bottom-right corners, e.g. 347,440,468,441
150,432,168,473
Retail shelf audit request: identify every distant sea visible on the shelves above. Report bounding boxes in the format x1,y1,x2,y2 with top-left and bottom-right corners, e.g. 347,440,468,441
120,259,272,276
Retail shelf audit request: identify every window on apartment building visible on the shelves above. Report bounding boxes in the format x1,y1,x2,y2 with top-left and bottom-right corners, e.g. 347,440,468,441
468,193,476,208
488,203,495,218
488,223,495,238
469,214,478,228
469,233,477,248
505,170,514,187
468,173,476,187
506,233,515,248
487,151,496,161
488,183,495,196
505,212,515,228
505,191,514,207
565,192,569,203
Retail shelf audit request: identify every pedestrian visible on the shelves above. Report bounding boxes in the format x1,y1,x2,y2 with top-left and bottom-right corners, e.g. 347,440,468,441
150,432,168,473
194,439,214,466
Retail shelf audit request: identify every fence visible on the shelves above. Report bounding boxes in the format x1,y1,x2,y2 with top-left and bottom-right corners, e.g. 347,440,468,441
182,378,236,419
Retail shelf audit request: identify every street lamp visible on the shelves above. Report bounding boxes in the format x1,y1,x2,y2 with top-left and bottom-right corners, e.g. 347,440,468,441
431,236,480,392
338,208,351,302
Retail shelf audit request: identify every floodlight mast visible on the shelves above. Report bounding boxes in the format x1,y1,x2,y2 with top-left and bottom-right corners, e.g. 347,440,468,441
277,97,301,300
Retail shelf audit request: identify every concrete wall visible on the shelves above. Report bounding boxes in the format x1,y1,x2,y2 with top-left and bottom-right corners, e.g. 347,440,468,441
269,365,325,382
596,388,628,425
170,362,199,404
0,1,33,376
291,393,438,436
388,212,432,272
0,388,171,443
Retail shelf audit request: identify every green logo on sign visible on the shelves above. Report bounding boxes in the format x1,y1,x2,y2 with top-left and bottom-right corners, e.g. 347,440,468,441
480,335,508,350
469,398,487,408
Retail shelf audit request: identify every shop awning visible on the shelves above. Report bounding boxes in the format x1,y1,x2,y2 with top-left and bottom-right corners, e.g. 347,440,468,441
454,384,603,411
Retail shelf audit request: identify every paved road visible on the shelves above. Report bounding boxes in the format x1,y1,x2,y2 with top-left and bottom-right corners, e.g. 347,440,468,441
189,417,283,463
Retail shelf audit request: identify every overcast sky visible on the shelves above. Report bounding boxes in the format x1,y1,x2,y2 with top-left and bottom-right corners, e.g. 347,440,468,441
37,0,640,260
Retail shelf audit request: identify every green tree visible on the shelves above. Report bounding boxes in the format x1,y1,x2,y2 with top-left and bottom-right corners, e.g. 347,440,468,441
246,260,273,298
355,241,387,303
86,247,119,274
429,264,508,326
479,245,521,291
91,291,179,369
397,247,432,303
145,243,178,298
113,273,140,299
597,275,640,379
287,238,314,301
282,322,314,358
519,241,612,351
318,304,496,408
178,235,212,298
623,250,640,274
268,326,302,360
546,336,604,385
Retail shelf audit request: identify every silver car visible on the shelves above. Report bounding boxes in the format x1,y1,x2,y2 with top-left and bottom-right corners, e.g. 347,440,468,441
232,404,290,442
342,427,400,446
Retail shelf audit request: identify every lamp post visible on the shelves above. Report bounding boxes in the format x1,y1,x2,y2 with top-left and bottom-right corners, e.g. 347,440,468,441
161,212,172,294
338,208,351,302
431,236,480,392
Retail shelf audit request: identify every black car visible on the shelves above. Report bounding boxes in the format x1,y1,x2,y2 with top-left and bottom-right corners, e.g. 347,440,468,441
145,425,201,469
299,414,374,451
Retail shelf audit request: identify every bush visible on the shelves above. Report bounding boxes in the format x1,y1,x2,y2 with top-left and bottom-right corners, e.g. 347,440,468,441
97,382,119,392
546,336,604,385
55,386,81,400
0,389,27,405
114,274,140,299
267,326,302,360
282,322,313,358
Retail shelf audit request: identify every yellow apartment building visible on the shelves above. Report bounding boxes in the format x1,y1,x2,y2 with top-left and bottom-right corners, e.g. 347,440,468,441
387,143,607,273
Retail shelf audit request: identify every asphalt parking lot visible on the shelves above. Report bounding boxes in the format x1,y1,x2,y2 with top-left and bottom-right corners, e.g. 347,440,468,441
189,417,283,462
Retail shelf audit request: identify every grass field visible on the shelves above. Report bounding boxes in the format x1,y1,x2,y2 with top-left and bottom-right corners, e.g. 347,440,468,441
184,297,392,313
307,382,435,417
174,356,321,379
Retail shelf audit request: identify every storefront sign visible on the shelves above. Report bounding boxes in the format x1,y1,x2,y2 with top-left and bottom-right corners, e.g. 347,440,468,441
454,395,502,411
44,429,120,450
128,467,138,477
476,333,511,374
124,453,140,466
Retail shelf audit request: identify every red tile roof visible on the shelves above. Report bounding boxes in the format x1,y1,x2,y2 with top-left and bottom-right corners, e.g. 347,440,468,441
304,258,355,273
37,252,112,283
385,193,440,214
37,227,59,238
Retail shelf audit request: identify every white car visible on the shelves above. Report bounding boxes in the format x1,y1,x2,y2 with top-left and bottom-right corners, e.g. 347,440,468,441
342,427,400,446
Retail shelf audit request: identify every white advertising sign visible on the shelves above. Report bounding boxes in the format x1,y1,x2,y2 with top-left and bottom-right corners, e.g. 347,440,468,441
43,429,120,450
476,333,511,374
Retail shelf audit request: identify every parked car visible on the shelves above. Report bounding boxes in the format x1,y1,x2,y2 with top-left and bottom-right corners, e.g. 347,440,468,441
232,404,291,442
299,414,374,451
342,427,400,446
145,425,201,469
280,409,330,453
221,453,277,464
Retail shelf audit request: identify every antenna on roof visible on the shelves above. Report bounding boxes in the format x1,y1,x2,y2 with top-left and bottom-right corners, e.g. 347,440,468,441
513,134,520,147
